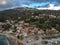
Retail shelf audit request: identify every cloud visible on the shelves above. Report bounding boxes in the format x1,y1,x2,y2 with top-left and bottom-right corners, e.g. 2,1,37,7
0,0,60,11
0,0,7,5
28,2,50,8
56,0,60,3
29,0,60,3
29,0,50,3
0,0,21,9
37,4,60,10
21,4,28,7
22,1,31,5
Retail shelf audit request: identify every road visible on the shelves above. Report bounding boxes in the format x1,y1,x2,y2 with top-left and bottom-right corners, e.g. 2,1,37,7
0,33,43,45
22,34,42,45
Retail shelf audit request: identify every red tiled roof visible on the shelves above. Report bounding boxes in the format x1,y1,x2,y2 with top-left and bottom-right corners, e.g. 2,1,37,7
18,42,24,45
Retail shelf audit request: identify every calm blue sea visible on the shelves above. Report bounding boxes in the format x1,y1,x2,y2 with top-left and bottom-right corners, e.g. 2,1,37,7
0,35,9,45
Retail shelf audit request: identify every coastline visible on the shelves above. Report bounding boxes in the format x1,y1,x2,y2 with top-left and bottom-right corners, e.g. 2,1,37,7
0,33,18,45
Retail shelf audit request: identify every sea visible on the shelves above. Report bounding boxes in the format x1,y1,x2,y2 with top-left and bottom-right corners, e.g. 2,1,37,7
0,35,10,45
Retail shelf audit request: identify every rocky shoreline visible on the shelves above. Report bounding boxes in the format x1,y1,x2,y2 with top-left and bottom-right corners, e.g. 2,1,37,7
0,34,18,45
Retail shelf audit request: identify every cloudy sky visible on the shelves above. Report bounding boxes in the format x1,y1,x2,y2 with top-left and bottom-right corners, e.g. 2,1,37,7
0,0,60,11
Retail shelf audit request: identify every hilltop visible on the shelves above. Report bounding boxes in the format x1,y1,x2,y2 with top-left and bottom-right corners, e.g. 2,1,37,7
0,7,60,22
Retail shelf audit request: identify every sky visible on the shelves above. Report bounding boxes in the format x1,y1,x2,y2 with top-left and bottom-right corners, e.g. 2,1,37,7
0,0,60,11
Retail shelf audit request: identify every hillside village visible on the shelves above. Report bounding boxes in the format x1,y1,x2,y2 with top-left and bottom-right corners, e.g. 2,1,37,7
0,7,60,45
0,12,60,45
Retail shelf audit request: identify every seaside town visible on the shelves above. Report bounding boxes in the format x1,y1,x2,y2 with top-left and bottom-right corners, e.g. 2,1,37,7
0,0,60,45
0,13,60,45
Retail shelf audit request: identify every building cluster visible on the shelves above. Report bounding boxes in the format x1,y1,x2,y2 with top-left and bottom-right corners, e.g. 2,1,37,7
0,15,59,36
0,14,59,45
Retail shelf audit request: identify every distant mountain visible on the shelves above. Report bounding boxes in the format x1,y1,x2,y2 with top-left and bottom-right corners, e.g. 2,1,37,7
37,4,60,10
0,7,38,21
0,7,60,21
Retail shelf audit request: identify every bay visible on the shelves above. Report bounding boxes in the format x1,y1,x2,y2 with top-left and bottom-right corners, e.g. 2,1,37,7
0,35,9,45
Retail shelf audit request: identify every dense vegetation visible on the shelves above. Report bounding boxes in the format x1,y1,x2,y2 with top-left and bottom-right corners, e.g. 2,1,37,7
0,7,60,32
0,7,60,21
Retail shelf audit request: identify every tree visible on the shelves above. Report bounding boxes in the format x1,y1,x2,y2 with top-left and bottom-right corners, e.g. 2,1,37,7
13,26,17,32
42,23,52,31
56,24,60,32
19,35,24,40
2,24,11,30
39,18,46,24
34,43,38,45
